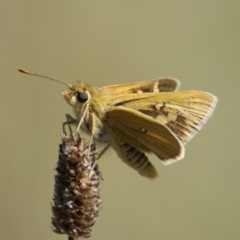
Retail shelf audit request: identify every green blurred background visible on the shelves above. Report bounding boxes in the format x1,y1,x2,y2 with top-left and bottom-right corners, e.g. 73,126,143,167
1,1,239,240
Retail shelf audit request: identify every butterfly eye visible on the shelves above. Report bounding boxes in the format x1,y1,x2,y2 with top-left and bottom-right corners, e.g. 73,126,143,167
77,92,89,103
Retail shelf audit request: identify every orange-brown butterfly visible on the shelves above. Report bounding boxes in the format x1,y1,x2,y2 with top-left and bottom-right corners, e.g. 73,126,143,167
19,69,217,179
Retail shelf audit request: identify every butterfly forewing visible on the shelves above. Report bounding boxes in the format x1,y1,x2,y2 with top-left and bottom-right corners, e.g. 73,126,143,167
100,77,180,95
107,91,217,145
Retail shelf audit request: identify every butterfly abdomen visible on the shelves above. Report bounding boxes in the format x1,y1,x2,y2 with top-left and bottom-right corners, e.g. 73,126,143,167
119,142,158,179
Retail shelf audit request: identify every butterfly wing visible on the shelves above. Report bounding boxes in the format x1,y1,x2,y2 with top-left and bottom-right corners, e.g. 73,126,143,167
107,91,217,145
106,106,184,165
100,77,180,95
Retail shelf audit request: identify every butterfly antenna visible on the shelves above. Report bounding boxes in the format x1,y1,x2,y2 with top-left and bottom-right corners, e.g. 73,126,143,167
18,68,72,87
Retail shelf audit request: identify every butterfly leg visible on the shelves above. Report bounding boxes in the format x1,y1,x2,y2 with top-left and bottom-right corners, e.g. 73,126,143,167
96,144,110,161
87,111,111,176
89,144,110,180
86,110,95,158
62,114,77,135
76,103,89,133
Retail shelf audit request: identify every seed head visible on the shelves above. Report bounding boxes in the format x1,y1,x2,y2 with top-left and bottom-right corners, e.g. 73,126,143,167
52,133,102,239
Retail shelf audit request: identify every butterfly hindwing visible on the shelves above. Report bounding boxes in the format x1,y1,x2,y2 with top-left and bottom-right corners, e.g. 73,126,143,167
106,106,184,164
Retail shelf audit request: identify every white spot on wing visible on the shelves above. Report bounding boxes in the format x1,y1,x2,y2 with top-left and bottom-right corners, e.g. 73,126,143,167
140,127,147,133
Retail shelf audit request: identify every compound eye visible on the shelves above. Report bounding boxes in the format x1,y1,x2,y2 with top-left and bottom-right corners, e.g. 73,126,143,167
77,92,89,103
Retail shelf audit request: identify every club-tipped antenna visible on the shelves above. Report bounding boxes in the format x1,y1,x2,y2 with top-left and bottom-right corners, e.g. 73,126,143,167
18,68,72,87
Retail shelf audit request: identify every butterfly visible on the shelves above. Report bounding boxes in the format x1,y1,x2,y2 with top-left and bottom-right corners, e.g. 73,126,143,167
18,69,217,179
62,77,217,179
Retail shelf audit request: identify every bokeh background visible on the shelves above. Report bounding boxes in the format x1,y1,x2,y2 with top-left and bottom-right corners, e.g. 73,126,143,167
1,1,239,240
